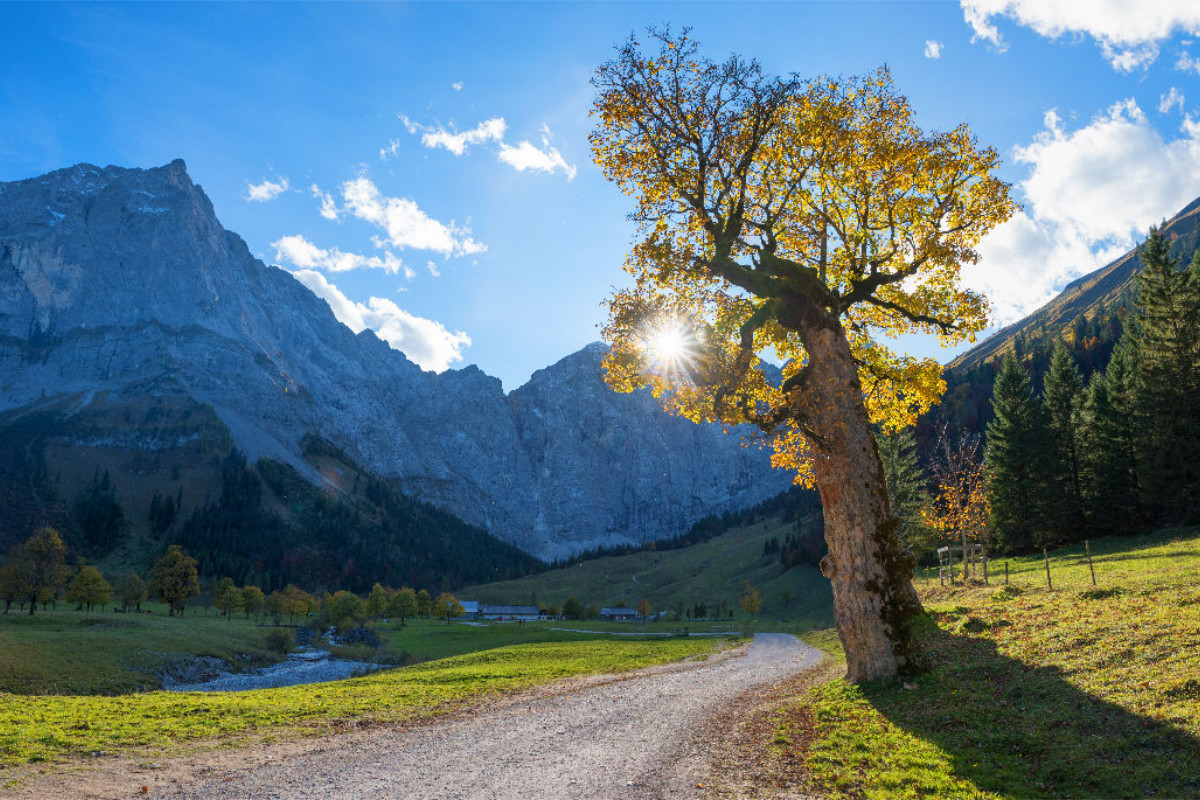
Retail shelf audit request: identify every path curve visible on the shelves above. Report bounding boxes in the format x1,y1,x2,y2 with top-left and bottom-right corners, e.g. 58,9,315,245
21,634,822,800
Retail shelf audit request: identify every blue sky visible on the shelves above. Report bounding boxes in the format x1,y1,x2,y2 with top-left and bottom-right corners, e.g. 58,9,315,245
3,2,1200,390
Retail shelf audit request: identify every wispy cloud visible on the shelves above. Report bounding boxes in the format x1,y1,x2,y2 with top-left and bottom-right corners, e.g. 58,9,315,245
1160,86,1186,114
309,184,340,220
965,99,1200,322
924,40,943,59
394,114,577,180
399,114,507,156
341,176,486,256
272,234,414,278
452,81,464,92
246,176,290,202
961,0,1200,71
1179,50,1200,75
379,138,401,161
290,269,470,372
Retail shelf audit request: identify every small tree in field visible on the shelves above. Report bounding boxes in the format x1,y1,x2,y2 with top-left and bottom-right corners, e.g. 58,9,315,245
116,572,148,612
365,583,391,619
388,587,418,627
9,528,72,616
242,585,265,620
66,565,111,612
739,582,763,616
432,592,465,624
416,589,433,619
150,545,200,616
591,28,1014,681
923,425,989,581
213,577,244,620
636,596,653,622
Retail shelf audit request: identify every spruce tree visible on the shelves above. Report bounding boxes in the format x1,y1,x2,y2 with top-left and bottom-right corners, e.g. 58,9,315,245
876,427,932,557
985,354,1051,552
1080,344,1141,532
1042,342,1087,541
1130,227,1200,521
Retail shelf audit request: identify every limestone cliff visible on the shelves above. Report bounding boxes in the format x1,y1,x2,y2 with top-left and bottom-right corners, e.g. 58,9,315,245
0,161,792,560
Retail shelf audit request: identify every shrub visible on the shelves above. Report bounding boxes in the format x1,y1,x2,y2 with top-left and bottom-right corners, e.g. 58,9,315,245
264,628,294,656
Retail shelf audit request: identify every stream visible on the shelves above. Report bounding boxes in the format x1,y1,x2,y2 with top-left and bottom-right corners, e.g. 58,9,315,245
164,648,384,692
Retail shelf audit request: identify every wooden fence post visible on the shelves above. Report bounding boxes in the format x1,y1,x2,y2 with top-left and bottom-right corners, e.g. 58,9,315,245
1085,540,1096,586
1043,547,1053,590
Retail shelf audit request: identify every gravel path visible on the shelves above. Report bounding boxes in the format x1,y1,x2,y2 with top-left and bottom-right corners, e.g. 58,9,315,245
157,633,821,800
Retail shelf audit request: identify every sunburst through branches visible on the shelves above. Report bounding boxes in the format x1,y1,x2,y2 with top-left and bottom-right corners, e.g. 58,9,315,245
642,316,701,379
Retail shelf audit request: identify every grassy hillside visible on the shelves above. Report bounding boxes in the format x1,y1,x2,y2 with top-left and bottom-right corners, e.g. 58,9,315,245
724,527,1200,799
463,511,834,629
949,194,1200,372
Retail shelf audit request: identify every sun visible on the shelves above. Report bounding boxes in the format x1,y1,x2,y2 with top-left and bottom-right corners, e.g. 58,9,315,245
644,317,698,376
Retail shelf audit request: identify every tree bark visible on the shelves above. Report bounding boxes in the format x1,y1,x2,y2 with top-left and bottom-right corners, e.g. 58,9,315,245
803,323,924,683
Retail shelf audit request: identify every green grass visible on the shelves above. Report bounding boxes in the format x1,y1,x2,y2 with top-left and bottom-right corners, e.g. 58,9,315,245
760,528,1200,798
375,617,741,663
0,605,280,695
0,637,724,768
463,513,834,629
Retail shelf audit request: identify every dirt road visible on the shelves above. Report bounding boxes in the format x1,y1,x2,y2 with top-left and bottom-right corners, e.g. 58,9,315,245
14,633,822,800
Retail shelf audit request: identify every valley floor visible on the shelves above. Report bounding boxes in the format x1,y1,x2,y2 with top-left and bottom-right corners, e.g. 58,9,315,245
8,634,821,800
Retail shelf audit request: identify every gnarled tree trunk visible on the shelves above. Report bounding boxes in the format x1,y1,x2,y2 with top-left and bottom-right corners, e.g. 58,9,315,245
802,323,924,683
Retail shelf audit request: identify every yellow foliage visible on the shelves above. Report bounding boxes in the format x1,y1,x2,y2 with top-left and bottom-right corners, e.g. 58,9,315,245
591,29,1016,484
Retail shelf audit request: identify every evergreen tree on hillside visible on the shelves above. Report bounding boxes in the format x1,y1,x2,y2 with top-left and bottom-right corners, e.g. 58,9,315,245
985,355,1052,552
1043,343,1087,541
1130,227,1200,521
1081,346,1141,533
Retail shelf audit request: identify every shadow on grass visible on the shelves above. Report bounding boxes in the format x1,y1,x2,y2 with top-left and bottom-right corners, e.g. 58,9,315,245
861,623,1200,798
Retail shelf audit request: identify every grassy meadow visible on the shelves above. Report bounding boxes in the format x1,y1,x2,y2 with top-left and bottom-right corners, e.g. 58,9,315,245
735,527,1200,799
463,512,834,630
0,636,725,769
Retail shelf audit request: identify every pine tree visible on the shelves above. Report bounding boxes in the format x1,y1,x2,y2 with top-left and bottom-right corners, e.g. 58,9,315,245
985,354,1051,552
876,427,932,557
1081,347,1141,533
1129,228,1200,521
1042,342,1087,542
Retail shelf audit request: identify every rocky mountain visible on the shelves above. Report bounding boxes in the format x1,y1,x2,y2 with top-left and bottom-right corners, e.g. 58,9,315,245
0,160,792,562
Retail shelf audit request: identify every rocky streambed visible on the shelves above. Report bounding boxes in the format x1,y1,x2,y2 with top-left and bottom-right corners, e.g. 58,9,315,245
163,648,384,692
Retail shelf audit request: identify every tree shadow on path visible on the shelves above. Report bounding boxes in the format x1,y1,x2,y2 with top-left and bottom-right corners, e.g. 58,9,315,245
861,623,1200,798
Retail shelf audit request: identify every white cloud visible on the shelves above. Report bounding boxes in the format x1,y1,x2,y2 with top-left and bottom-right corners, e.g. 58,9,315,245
1179,50,1200,75
272,234,414,278
290,270,470,372
379,138,401,161
497,126,577,180
246,176,290,202
1160,86,1186,114
399,114,507,156
961,0,1200,70
426,260,441,277
924,40,943,59
341,176,486,256
964,98,1200,322
452,81,464,91
309,184,340,220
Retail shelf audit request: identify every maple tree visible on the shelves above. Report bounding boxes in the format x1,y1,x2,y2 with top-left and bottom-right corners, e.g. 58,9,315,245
923,425,990,581
591,28,1015,681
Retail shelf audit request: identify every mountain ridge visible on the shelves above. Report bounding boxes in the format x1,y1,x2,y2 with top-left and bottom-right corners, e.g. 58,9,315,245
948,192,1200,373
0,160,793,561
